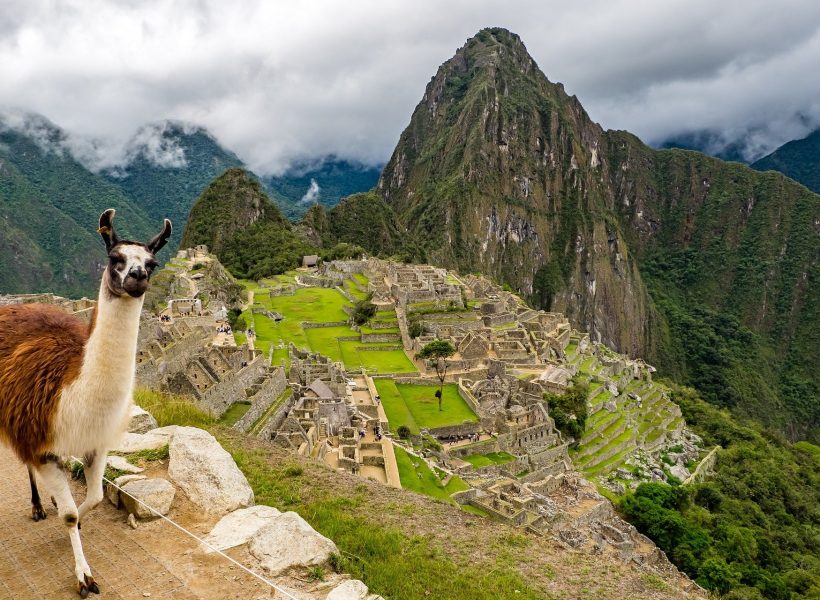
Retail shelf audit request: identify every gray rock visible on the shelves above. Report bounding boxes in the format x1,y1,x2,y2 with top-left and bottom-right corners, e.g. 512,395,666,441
167,427,254,514
106,474,146,507
121,478,176,520
248,511,338,576
327,580,369,600
128,405,158,434
114,431,170,453
106,455,144,474
669,464,690,482
202,505,282,552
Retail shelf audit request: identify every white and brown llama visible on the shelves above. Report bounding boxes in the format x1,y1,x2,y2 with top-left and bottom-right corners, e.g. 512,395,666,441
0,209,171,597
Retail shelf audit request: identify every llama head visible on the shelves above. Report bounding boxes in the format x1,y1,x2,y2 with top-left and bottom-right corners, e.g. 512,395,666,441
98,208,172,299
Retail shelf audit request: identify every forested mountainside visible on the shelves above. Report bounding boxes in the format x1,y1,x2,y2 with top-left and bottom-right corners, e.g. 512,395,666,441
101,121,246,231
311,28,818,440
0,115,154,297
751,128,820,194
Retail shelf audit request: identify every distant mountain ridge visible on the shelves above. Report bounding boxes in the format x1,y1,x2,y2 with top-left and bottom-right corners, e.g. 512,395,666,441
0,115,379,296
752,128,820,193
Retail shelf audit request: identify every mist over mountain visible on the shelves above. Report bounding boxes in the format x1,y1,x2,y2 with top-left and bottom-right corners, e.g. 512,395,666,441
752,127,820,193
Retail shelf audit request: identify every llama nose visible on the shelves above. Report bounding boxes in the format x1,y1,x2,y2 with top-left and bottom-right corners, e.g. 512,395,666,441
129,267,147,281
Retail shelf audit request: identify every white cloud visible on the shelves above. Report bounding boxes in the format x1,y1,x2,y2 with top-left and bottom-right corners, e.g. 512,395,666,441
0,0,819,171
300,179,321,204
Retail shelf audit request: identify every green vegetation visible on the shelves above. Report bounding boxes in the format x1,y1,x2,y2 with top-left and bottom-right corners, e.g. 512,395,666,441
544,378,589,439
752,127,820,194
225,440,544,600
620,385,820,599
241,282,415,373
133,388,215,428
352,297,377,325
462,452,516,468
219,402,251,426
416,340,456,410
393,446,468,501
373,380,477,435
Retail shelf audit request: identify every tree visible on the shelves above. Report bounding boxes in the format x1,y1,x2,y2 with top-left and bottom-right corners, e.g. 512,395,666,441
416,340,456,410
396,425,411,440
352,298,377,325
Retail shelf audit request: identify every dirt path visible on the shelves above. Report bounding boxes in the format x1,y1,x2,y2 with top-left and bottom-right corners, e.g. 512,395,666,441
0,445,278,600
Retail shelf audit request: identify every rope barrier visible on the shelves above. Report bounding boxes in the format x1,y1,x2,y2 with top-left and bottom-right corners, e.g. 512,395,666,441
76,458,301,600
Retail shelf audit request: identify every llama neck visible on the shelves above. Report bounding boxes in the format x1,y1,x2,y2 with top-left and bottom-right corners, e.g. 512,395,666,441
78,275,145,393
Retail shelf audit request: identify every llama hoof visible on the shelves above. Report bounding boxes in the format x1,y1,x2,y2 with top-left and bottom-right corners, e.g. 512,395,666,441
76,576,99,598
31,504,47,521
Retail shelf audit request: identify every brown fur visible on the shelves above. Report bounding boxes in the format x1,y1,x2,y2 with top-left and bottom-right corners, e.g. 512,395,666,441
0,304,88,464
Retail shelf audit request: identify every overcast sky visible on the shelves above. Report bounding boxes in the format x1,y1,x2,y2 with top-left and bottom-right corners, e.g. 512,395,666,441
2,0,820,174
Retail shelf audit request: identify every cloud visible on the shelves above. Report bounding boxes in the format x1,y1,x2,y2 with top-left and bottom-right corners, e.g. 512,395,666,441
300,179,321,204
0,0,819,171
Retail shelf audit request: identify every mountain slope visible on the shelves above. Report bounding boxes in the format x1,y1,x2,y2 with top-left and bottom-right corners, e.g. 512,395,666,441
265,158,382,219
349,27,817,439
752,128,820,193
102,121,246,232
0,115,155,297
180,168,316,279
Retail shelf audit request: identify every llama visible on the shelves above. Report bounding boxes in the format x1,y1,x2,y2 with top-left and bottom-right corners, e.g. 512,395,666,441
0,208,171,597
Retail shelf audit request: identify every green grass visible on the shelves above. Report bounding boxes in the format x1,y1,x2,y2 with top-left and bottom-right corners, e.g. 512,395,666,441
134,388,216,427
240,281,415,374
462,452,516,468
374,380,478,434
225,441,544,600
351,272,369,286
393,446,467,501
219,402,251,426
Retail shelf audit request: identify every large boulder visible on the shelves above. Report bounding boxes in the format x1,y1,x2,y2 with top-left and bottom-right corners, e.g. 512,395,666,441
327,580,369,600
128,404,159,433
167,426,254,514
121,478,176,519
248,511,338,576
202,505,281,552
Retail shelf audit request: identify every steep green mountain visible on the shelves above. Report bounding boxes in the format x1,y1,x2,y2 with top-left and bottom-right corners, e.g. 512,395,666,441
328,28,817,440
265,158,382,219
752,128,820,193
180,168,317,279
102,121,246,233
0,115,155,297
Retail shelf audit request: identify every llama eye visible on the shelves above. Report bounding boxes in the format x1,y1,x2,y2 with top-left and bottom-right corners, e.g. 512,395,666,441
146,261,157,272
109,255,125,267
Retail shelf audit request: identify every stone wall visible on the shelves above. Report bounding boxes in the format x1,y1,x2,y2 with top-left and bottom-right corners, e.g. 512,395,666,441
233,367,288,432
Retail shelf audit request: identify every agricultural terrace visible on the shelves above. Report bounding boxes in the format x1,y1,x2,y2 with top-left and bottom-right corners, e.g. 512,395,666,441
236,277,416,373
393,445,468,502
373,380,478,435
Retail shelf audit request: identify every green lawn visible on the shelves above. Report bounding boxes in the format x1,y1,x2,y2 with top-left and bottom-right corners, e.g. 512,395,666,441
239,281,415,374
219,402,251,426
351,272,369,286
393,446,468,502
462,452,516,468
375,380,478,434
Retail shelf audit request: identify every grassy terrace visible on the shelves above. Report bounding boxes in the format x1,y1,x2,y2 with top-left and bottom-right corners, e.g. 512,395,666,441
219,402,251,426
393,445,468,502
238,282,416,373
374,380,478,435
462,451,516,468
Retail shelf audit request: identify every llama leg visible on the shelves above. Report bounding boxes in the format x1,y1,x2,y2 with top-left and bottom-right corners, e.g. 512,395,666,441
37,460,100,597
27,466,47,521
77,451,105,522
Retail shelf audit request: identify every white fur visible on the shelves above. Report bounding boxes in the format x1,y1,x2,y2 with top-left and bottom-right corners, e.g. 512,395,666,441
53,271,144,457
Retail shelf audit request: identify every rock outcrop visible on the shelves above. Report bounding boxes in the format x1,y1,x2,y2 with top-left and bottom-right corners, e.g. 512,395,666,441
167,426,255,514
248,511,338,576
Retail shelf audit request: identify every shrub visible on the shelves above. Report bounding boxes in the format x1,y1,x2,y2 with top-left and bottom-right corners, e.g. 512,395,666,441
397,425,411,440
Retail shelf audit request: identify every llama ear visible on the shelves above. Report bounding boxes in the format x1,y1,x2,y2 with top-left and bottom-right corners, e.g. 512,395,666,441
147,219,172,254
98,208,119,251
